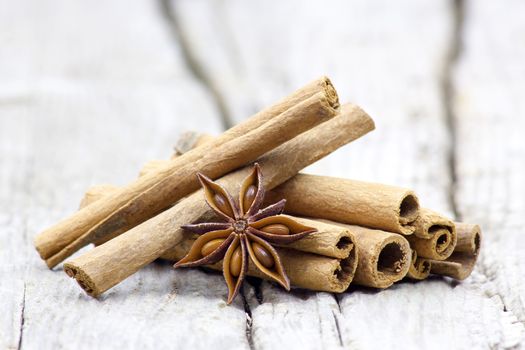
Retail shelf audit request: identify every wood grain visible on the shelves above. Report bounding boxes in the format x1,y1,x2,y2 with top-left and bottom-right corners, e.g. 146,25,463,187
0,0,247,349
2,0,525,348
453,0,525,341
171,0,524,348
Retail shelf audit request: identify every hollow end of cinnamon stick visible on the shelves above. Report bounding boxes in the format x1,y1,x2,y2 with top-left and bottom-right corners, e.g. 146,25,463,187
406,250,431,280
340,225,411,289
334,248,358,292
398,193,420,227
472,232,481,255
454,223,481,255
377,242,407,276
280,216,356,259
277,244,358,293
430,223,482,280
408,224,457,261
337,235,354,251
63,263,99,297
320,76,339,110
414,208,454,239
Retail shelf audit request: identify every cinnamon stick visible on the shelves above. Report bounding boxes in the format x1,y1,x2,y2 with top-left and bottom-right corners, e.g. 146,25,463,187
406,250,431,280
78,184,127,246
63,104,375,297
265,176,420,235
413,208,454,239
80,188,357,291
277,216,355,259
160,218,358,292
328,223,411,288
430,223,481,280
36,78,339,268
407,209,457,260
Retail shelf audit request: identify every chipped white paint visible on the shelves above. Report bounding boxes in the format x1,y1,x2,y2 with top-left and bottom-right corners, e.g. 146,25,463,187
1,0,524,348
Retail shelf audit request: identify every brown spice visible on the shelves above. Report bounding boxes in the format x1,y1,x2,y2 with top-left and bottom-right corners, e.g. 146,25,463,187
407,209,457,260
35,77,338,268
406,250,432,280
430,223,482,280
265,175,420,235
175,164,316,304
63,104,374,297
331,223,412,288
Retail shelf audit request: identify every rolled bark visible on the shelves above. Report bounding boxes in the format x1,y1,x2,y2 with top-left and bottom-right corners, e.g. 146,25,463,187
63,104,375,297
430,223,481,280
246,248,356,293
265,176,420,235
36,79,338,268
407,209,457,260
330,223,411,288
406,250,431,280
78,184,128,246
276,216,355,258
413,208,454,239
160,218,358,292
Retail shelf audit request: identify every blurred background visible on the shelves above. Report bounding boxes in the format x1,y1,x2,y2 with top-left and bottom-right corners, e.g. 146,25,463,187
1,0,524,349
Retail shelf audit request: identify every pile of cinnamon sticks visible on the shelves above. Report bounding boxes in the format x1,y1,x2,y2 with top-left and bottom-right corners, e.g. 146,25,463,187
34,77,481,298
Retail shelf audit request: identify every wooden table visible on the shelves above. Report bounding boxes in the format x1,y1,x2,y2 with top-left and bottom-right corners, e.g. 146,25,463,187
1,0,524,348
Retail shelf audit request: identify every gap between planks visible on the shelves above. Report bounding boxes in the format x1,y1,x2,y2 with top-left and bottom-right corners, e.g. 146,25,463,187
442,0,464,222
158,0,234,129
17,283,26,350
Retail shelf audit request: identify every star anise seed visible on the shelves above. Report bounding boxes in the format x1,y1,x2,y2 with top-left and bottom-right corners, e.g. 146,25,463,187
174,163,316,304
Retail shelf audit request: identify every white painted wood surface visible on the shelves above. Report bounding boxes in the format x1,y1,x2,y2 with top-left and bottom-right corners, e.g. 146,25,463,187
172,0,524,348
453,0,525,346
1,0,524,349
0,1,247,349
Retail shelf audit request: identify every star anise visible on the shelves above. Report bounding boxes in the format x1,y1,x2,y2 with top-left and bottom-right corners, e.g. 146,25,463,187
174,163,316,304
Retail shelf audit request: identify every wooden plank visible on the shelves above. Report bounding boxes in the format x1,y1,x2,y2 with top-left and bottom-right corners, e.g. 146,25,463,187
172,0,523,348
1,0,523,348
453,0,525,340
0,0,250,348
0,278,24,350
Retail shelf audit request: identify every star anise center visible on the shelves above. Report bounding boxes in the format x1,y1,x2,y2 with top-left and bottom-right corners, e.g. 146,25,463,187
233,219,248,234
